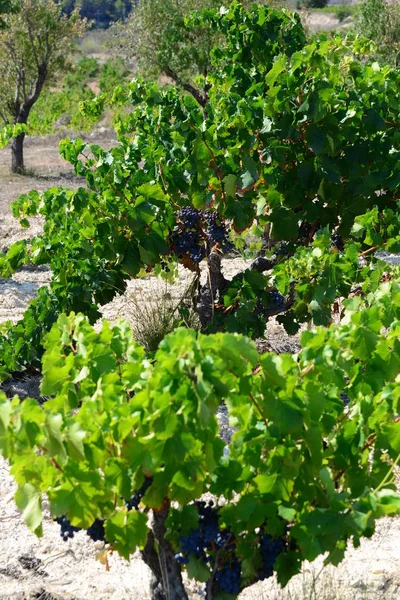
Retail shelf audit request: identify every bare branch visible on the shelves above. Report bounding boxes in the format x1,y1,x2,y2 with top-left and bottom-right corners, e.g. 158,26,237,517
163,65,208,108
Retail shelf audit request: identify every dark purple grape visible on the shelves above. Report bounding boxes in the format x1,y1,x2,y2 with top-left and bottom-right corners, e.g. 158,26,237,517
86,519,106,542
268,290,285,313
331,233,344,251
177,207,202,228
125,476,153,511
298,221,312,239
55,516,81,541
258,532,285,580
215,556,241,594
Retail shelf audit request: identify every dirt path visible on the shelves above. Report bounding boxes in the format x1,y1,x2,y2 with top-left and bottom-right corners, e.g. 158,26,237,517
0,133,399,600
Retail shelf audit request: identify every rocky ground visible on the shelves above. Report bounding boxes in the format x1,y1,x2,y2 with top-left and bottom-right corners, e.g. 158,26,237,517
0,133,399,600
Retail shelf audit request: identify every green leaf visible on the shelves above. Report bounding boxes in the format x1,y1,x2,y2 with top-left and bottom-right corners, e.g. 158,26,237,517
223,174,237,197
240,170,257,189
305,124,326,155
254,474,277,494
105,509,148,560
187,555,211,582
266,55,286,87
15,484,43,535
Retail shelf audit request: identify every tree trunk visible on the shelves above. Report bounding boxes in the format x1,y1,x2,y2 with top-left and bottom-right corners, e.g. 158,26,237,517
11,131,26,174
196,249,227,328
141,505,189,600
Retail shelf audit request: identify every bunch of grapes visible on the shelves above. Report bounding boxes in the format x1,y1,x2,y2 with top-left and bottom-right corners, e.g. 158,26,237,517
55,516,105,542
55,477,153,544
125,476,153,510
170,207,205,263
298,221,312,239
175,502,287,597
175,501,220,564
267,290,285,314
86,519,106,542
331,233,344,252
175,501,241,595
179,207,203,228
215,555,241,595
204,210,233,251
55,516,81,541
169,207,234,264
258,532,286,580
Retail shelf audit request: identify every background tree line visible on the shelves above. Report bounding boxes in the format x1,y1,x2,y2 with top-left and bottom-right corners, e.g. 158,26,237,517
59,0,132,27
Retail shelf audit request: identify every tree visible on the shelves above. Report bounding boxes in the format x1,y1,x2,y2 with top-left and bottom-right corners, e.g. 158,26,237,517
113,0,226,107
0,0,87,173
355,0,400,66
113,0,288,105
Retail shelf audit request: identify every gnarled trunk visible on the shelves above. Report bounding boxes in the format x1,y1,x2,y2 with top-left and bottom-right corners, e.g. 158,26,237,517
11,131,26,173
141,504,189,600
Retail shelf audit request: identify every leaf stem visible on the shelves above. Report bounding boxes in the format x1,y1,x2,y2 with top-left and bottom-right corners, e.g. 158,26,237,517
373,453,400,494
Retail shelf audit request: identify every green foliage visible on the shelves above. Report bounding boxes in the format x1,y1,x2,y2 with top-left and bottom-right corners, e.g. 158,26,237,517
355,0,400,66
335,5,353,22
0,0,88,170
0,0,19,28
0,0,88,125
308,5,355,21
98,56,130,94
0,283,399,592
114,0,225,101
0,123,27,147
0,2,399,375
0,5,399,596
28,56,130,135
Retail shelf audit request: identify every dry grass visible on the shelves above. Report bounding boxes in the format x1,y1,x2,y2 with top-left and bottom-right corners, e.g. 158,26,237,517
125,278,200,353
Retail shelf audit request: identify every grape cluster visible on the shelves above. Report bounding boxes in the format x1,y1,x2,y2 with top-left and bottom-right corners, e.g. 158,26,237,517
179,207,202,228
55,516,81,541
170,207,205,263
258,532,286,580
268,290,285,313
331,233,344,252
298,221,312,239
55,478,153,544
169,207,233,264
204,210,233,251
86,519,106,542
175,501,241,596
125,476,153,510
175,502,287,597
175,501,219,564
215,555,241,595
55,515,105,542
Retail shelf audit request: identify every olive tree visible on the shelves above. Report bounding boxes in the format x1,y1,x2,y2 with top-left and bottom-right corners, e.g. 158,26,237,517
113,0,225,107
355,0,400,66
0,0,87,172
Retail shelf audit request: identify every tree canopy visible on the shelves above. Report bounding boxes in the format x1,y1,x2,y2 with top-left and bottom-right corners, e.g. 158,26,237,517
0,0,88,171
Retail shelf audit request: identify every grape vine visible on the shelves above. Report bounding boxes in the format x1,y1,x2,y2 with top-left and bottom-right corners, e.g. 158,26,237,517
0,2,398,376
0,283,399,597
0,4,399,598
